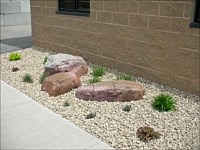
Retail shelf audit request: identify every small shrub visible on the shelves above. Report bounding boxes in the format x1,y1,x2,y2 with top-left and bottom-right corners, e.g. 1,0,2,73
117,74,133,81
85,112,96,119
89,77,100,84
22,73,33,83
39,71,48,84
9,52,21,61
43,56,48,65
151,93,176,112
122,105,131,112
63,101,70,107
92,66,105,77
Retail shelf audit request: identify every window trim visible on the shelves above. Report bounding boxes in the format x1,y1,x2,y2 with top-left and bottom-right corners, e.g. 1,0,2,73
190,0,200,28
57,0,90,16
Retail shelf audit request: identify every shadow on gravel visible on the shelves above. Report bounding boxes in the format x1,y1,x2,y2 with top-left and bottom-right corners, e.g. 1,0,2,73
0,36,32,54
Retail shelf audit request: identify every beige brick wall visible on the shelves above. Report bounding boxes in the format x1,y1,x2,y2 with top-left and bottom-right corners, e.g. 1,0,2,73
31,0,200,95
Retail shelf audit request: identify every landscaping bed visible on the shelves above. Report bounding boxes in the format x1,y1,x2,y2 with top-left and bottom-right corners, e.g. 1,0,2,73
1,47,199,149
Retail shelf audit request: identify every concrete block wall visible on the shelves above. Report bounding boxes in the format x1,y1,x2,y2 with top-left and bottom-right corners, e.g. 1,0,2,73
0,0,31,26
31,0,200,95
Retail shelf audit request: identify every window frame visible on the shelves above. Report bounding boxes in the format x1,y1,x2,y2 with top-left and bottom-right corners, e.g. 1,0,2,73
190,0,200,28
57,0,90,16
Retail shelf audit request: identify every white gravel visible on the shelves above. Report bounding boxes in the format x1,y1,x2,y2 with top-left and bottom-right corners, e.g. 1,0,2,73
1,47,199,150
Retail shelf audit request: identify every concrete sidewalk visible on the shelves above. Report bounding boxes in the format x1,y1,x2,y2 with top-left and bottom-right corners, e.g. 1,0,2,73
1,81,114,149
0,25,32,54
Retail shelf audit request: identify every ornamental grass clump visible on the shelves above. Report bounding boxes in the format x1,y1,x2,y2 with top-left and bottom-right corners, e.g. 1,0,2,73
43,56,48,65
63,101,70,107
117,74,133,81
22,73,33,83
122,105,131,112
151,93,176,112
9,52,21,61
39,71,48,84
89,77,100,84
92,66,105,77
85,112,96,119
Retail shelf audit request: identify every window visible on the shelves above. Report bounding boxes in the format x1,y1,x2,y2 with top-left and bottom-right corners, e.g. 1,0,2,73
58,0,90,15
190,0,200,28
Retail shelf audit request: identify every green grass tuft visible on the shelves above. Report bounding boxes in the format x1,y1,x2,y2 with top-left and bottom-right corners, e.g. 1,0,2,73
63,101,70,107
91,66,105,77
151,93,176,112
85,112,96,119
22,73,33,83
43,56,48,65
117,74,133,81
9,52,21,61
122,105,131,112
39,71,48,84
89,77,100,84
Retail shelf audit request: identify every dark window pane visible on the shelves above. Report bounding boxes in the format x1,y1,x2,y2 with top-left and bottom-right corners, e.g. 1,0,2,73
59,0,90,13
189,0,200,28
61,0,75,10
195,0,200,22
77,0,90,11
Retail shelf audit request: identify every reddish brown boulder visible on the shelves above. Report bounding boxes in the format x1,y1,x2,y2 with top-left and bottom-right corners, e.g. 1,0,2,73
44,53,88,77
75,80,145,102
70,65,88,77
41,72,81,97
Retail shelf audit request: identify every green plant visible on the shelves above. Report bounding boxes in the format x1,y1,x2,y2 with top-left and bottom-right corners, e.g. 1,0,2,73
63,101,70,107
43,56,48,65
122,105,131,112
89,77,100,83
39,71,48,84
85,112,96,119
22,73,33,83
151,93,176,112
92,66,105,77
117,74,133,81
9,52,21,61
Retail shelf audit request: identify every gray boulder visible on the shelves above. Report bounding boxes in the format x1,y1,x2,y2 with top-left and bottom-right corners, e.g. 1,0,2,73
44,53,88,77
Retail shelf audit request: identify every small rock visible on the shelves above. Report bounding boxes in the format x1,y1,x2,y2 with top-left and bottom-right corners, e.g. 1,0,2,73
41,72,81,96
136,127,161,142
75,80,145,102
12,67,19,72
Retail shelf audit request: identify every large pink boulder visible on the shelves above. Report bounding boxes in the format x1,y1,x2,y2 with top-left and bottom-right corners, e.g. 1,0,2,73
75,80,145,102
44,53,88,77
41,72,81,97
